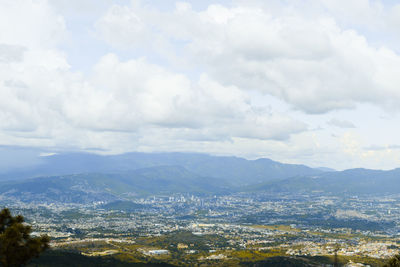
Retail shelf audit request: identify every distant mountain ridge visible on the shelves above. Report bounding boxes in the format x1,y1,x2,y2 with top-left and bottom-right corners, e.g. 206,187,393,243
2,151,400,203
0,152,324,185
0,151,328,203
250,168,400,195
0,165,229,203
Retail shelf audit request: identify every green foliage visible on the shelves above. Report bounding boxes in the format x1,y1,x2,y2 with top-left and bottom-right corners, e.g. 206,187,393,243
136,230,228,252
385,255,400,267
0,208,49,267
27,249,174,267
241,256,328,267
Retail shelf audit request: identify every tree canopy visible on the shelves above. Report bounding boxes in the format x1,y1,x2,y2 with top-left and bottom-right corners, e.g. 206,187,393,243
0,208,49,267
385,255,400,267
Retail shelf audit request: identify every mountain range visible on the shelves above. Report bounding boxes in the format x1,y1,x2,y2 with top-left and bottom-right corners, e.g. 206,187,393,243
0,152,323,185
0,151,399,203
253,167,400,195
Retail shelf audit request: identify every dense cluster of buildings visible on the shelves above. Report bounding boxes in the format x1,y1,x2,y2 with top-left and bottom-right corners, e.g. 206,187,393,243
1,192,400,263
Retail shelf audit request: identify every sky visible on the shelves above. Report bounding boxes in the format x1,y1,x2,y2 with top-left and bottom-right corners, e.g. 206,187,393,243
1,0,400,170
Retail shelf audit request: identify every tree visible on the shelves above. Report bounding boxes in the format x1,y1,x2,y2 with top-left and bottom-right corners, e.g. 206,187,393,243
0,208,49,267
385,255,400,267
333,244,340,267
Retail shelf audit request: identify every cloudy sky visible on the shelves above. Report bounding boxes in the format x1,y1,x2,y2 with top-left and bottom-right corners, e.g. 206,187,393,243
1,0,400,170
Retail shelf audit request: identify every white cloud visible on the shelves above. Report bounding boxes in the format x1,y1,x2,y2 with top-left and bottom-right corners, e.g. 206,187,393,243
0,50,306,151
95,2,400,114
0,0,65,48
0,0,307,153
2,0,400,170
364,144,400,151
95,4,149,49
0,44,26,63
66,53,306,141
328,119,355,128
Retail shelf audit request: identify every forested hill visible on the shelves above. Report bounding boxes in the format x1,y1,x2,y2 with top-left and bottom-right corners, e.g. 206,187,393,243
1,153,400,202
0,152,324,185
250,168,400,195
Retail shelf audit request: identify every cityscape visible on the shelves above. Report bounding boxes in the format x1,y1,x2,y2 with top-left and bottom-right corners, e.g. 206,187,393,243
2,191,400,266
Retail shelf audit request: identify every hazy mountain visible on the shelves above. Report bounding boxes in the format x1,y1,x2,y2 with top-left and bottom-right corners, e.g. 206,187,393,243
0,152,324,185
252,168,400,195
2,162,400,203
315,167,336,172
7,151,400,200
0,166,230,203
